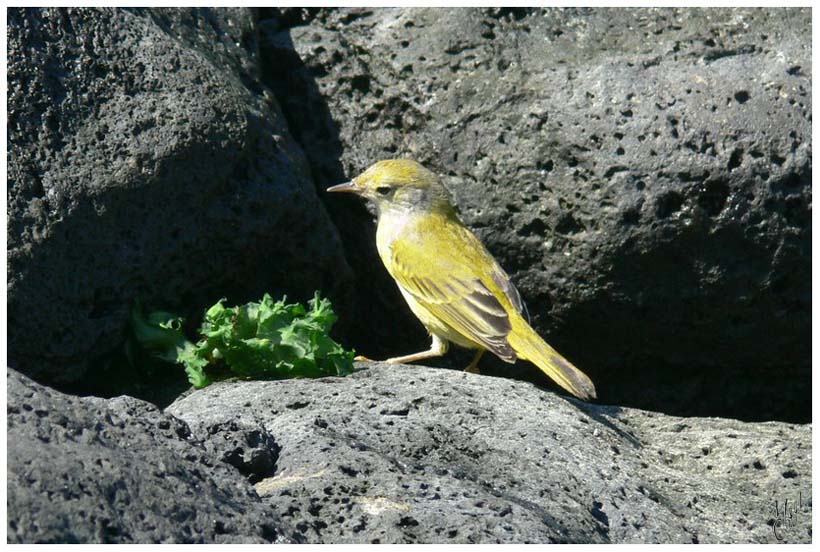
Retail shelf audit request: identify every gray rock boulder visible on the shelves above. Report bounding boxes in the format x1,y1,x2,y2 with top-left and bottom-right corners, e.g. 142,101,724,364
260,7,810,422
7,7,351,387
6,368,291,543
168,363,812,543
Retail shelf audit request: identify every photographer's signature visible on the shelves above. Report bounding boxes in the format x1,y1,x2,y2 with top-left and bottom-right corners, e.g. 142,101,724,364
770,490,810,541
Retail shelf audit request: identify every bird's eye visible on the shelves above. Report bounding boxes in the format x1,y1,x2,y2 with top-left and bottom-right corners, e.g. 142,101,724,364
375,186,392,196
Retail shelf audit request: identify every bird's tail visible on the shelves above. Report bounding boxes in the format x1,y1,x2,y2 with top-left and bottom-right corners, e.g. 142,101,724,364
507,316,597,400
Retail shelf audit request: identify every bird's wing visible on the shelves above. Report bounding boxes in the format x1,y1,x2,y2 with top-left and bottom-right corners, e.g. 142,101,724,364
388,219,518,361
491,264,527,318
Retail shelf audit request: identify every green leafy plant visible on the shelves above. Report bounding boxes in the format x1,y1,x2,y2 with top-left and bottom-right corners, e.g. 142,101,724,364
131,292,356,388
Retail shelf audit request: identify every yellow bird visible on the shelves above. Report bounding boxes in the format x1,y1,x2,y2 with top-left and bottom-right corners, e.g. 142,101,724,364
328,159,596,400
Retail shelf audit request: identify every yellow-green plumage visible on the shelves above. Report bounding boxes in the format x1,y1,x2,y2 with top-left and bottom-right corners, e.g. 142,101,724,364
328,159,596,400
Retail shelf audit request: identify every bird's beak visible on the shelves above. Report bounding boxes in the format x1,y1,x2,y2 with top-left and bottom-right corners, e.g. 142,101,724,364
326,181,358,194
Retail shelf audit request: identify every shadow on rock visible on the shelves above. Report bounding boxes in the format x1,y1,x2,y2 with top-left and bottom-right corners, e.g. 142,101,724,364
256,8,430,362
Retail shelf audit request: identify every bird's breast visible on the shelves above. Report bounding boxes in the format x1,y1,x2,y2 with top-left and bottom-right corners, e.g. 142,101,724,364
375,210,418,266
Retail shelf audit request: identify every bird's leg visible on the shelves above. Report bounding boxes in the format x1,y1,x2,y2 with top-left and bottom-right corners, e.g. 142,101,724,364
386,335,448,364
464,349,485,374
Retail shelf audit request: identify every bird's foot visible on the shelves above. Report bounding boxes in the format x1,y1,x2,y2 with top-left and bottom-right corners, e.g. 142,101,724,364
463,350,485,374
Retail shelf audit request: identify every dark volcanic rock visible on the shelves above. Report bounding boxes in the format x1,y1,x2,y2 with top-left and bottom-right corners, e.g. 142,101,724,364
167,363,812,544
259,7,810,422
6,368,290,543
7,7,352,388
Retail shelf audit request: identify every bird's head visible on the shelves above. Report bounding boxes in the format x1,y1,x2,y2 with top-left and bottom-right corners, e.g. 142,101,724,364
327,159,454,215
